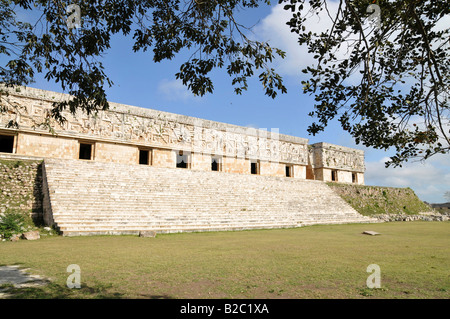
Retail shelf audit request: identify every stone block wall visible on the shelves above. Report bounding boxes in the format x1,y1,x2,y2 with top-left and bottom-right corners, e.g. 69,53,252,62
0,86,366,183
95,142,138,164
356,173,365,185
191,152,212,171
16,133,78,159
260,161,285,177
293,165,306,179
314,168,363,184
310,143,365,185
222,157,250,174
152,149,176,168
0,156,43,223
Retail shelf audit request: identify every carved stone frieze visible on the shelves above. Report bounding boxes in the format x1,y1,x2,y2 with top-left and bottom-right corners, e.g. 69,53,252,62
311,142,365,172
1,87,311,165
1,87,365,171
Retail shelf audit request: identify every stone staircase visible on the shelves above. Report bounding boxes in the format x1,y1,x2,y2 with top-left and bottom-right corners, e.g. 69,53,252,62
42,158,378,236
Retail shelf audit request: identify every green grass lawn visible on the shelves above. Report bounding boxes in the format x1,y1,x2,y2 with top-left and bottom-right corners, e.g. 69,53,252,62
0,221,449,299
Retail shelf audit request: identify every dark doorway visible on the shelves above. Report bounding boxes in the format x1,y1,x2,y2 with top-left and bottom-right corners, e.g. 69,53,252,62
79,143,92,160
0,135,14,153
139,149,150,165
285,165,292,177
251,161,259,175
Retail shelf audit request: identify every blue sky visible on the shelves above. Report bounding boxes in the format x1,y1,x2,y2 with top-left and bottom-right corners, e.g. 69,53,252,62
4,2,449,203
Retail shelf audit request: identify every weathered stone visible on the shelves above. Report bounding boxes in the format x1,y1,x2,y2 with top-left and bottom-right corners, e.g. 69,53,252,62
10,234,21,242
0,158,43,224
0,86,379,237
363,231,381,236
0,85,366,183
22,231,40,240
372,213,447,222
139,231,156,238
39,157,377,236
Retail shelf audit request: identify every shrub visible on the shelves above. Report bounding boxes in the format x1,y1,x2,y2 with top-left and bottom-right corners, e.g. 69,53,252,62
0,211,27,239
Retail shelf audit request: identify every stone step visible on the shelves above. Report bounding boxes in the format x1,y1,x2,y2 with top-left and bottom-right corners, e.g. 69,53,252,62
57,221,298,229
51,212,363,220
51,211,357,217
58,219,374,237
42,158,376,236
52,212,373,220
59,226,295,237
54,219,370,228
49,205,346,212
47,199,350,206
46,185,326,195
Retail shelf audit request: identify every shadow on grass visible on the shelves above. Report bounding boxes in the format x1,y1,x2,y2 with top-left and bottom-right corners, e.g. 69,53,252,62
0,282,174,299
0,263,174,299
1,282,120,299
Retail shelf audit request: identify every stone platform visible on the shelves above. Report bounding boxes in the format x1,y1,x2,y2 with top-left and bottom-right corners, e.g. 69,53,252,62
42,158,377,236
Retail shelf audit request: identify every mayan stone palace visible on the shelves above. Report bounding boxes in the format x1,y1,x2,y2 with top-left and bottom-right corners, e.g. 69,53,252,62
0,86,376,236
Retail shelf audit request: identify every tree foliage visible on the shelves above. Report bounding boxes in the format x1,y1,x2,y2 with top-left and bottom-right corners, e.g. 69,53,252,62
0,0,286,123
282,0,449,166
1,0,448,167
444,191,450,202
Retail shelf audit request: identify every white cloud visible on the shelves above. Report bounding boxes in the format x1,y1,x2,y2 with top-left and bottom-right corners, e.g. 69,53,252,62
253,1,352,78
157,79,200,102
253,4,318,77
365,154,450,204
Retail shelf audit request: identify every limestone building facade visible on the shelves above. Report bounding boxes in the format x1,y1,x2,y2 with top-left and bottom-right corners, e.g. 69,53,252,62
0,86,365,184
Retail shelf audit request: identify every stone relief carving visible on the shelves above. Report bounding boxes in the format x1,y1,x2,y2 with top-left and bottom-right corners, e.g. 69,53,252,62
1,95,319,165
321,148,364,172
172,124,192,143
